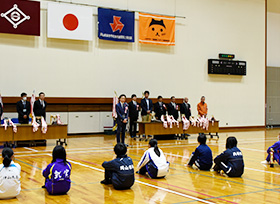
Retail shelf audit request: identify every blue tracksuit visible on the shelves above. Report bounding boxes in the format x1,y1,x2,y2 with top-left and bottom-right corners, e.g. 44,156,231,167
102,155,135,190
43,159,72,195
214,147,244,177
266,141,280,164
188,144,213,170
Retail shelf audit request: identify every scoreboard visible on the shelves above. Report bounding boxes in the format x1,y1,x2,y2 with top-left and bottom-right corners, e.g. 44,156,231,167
208,59,246,76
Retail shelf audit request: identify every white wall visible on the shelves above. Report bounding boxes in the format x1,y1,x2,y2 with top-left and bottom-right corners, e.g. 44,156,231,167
0,0,266,127
267,12,280,67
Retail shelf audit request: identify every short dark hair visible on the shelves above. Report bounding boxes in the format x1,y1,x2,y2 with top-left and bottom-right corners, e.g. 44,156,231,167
21,92,27,97
131,94,136,98
226,136,238,149
39,92,45,96
144,91,150,95
171,96,175,99
157,96,163,99
201,96,205,99
114,143,127,156
197,134,207,145
119,94,126,99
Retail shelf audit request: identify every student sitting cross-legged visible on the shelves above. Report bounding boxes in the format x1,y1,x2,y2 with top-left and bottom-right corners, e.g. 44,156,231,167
101,143,135,190
42,146,72,195
187,134,213,170
136,139,169,179
213,136,244,177
261,132,280,166
0,148,21,199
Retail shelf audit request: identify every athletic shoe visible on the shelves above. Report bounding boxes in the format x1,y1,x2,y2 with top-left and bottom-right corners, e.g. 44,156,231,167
100,179,112,185
261,160,269,164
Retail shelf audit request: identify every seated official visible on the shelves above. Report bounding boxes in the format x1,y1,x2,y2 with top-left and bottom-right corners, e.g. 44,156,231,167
140,91,153,122
33,92,47,122
16,92,31,124
197,96,207,117
154,96,167,120
167,96,179,120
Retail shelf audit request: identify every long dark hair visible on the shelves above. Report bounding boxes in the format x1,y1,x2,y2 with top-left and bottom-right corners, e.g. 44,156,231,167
149,139,160,157
2,147,14,167
226,136,238,149
52,145,68,165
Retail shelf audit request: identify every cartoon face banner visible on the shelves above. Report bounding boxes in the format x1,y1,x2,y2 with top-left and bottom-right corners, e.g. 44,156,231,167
139,13,175,46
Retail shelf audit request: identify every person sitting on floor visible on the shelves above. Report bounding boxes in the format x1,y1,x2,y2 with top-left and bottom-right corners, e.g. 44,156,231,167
213,136,244,177
261,132,280,166
101,143,135,190
136,139,169,179
42,145,72,195
187,134,213,170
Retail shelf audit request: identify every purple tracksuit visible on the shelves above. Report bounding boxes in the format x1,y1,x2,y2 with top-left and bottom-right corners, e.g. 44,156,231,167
266,141,280,164
43,159,72,195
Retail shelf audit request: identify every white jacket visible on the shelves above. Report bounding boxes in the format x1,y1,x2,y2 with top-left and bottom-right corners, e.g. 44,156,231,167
0,161,21,199
137,147,169,177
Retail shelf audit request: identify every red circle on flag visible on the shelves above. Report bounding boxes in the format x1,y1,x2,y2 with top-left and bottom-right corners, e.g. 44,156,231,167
63,14,79,31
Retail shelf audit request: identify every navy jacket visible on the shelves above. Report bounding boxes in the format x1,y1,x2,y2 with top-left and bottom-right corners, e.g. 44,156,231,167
33,100,47,119
0,105,2,119
16,100,31,121
128,101,139,121
214,147,244,177
167,102,179,120
102,155,135,189
140,98,153,116
180,102,191,120
154,102,167,119
116,102,129,122
190,144,213,170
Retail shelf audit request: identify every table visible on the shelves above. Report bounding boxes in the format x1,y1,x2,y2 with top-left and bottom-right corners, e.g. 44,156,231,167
0,124,68,146
138,121,219,138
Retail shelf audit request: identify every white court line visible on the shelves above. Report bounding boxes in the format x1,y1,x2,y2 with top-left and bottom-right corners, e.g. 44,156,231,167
23,147,38,152
241,148,266,153
244,167,280,176
66,158,214,204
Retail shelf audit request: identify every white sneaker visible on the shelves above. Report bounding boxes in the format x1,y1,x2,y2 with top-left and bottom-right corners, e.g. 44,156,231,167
261,160,269,164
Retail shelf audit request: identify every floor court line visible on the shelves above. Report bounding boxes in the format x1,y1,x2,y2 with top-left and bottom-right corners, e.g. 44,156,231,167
66,156,237,204
23,147,39,152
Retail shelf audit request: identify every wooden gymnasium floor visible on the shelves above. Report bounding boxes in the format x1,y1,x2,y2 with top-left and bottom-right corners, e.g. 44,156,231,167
3,128,280,204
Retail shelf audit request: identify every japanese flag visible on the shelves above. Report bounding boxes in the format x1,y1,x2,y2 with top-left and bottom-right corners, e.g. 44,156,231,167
47,2,93,41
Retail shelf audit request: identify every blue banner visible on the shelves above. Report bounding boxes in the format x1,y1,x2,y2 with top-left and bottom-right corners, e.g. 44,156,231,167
98,8,134,42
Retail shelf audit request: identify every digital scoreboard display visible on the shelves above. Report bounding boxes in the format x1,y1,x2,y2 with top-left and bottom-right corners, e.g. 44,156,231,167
208,59,246,75
219,53,235,59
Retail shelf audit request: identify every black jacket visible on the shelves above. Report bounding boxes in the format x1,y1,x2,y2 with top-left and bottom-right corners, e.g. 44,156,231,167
128,101,139,121
0,105,2,118
140,98,153,116
102,155,135,190
16,100,31,120
167,102,179,120
154,102,167,119
214,147,244,177
33,100,47,119
180,102,191,120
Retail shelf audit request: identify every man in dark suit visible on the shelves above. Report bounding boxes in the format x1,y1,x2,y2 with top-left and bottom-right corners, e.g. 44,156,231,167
180,97,191,138
167,96,179,120
33,92,47,122
180,97,191,120
154,96,167,119
116,94,129,144
16,92,31,124
140,91,153,122
0,103,3,120
128,94,139,138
